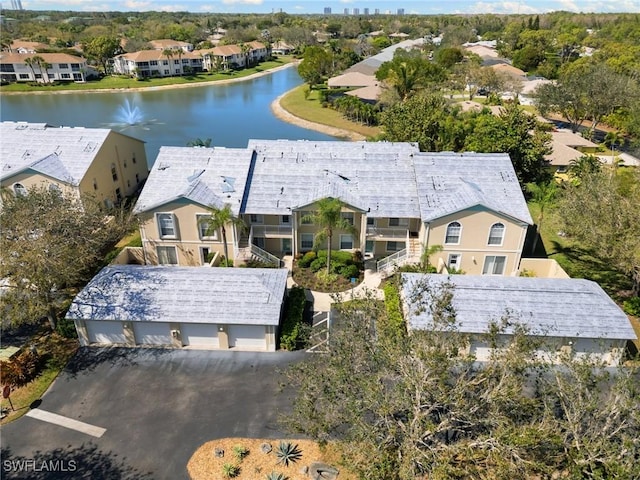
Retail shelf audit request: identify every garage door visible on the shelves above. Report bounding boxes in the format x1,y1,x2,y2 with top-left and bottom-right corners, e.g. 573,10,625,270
228,325,267,350
86,321,127,345
181,323,219,348
133,322,172,345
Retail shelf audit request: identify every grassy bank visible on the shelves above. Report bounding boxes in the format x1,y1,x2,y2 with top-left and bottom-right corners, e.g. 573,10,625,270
279,85,382,139
0,58,293,93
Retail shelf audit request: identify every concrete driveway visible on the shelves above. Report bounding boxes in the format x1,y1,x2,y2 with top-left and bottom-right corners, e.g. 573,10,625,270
1,347,306,479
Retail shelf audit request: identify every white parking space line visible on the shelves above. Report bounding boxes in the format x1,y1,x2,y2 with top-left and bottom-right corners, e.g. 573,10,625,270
26,408,106,438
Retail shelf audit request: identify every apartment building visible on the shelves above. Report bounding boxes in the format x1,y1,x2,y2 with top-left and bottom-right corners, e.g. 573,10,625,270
0,52,89,83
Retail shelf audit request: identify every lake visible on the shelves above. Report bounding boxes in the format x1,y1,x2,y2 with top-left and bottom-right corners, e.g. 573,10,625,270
0,66,336,167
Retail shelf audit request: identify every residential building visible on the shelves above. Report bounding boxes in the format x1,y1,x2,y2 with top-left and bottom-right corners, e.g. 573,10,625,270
402,274,636,366
6,40,48,53
68,265,287,351
134,139,532,276
111,49,203,78
199,41,269,72
353,8,360,15
364,8,370,15
0,121,148,206
0,52,89,83
324,7,331,14
148,39,194,52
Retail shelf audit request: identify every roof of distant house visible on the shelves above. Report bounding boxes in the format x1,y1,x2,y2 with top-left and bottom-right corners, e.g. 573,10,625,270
343,38,426,76
8,40,49,52
0,52,86,64
328,71,378,88
402,274,636,340
491,63,526,77
0,122,141,185
67,265,288,326
149,39,193,49
345,84,382,101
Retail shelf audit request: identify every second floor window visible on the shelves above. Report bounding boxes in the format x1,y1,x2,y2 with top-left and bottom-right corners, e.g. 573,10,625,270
111,163,118,181
341,212,354,225
197,214,218,240
445,221,461,244
488,223,505,245
157,213,177,238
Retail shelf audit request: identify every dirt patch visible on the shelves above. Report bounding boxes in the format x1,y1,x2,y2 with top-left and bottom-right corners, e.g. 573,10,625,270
187,438,355,480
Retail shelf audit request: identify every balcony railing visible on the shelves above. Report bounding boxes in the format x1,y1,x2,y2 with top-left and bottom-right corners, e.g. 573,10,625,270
251,225,293,237
376,248,408,274
366,226,408,239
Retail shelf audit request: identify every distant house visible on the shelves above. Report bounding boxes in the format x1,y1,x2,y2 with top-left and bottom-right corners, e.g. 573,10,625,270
68,265,288,352
0,52,89,83
111,49,203,77
402,274,636,366
328,71,379,88
7,40,49,53
148,39,194,52
271,41,294,55
199,41,269,71
545,129,599,174
0,121,148,207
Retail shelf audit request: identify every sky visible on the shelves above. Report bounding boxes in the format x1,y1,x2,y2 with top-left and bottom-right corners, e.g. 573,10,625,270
5,0,640,15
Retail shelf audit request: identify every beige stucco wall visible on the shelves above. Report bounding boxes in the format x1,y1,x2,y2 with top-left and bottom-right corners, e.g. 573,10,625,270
425,208,528,276
518,258,570,278
1,171,79,198
79,131,148,206
139,201,237,266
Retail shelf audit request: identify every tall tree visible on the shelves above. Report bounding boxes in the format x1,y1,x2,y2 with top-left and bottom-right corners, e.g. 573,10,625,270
284,279,640,479
0,187,134,330
199,203,245,267
297,45,332,87
526,180,557,254
162,48,174,75
558,168,640,295
376,51,446,100
83,36,120,74
302,197,356,275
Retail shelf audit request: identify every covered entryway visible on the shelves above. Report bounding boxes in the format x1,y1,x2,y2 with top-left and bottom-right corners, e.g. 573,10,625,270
133,322,172,345
228,325,266,350
86,320,127,345
181,323,219,348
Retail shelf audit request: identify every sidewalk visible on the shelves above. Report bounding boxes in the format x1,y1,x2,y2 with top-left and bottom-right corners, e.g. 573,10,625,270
286,266,384,312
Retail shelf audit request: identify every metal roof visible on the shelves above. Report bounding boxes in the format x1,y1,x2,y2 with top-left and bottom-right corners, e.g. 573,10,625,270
0,122,120,185
246,139,422,217
67,265,288,326
402,274,637,340
133,146,253,215
413,152,533,224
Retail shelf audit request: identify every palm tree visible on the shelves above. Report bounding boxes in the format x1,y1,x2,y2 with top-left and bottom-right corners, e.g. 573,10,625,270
568,155,601,180
303,197,357,274
239,42,251,69
526,181,557,254
29,55,46,82
41,60,51,84
162,48,174,75
387,61,423,100
24,56,38,81
604,131,624,165
420,244,443,272
199,204,245,267
172,47,184,75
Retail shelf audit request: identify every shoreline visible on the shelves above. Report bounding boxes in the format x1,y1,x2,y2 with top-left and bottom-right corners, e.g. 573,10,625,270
270,89,367,142
0,61,298,96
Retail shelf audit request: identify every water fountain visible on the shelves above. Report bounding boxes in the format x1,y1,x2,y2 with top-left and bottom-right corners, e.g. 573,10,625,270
105,98,160,132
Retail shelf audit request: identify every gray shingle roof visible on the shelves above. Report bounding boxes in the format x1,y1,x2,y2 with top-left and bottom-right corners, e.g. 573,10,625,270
0,122,117,185
402,274,636,340
67,265,288,326
246,139,422,217
413,152,533,224
133,146,253,215
345,38,427,75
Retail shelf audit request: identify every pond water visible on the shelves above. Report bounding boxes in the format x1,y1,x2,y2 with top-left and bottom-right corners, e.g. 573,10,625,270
0,66,336,167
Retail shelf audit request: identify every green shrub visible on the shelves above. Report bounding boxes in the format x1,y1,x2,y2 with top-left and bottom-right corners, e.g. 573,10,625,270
56,318,78,339
222,463,240,478
623,297,640,317
340,264,360,280
0,350,42,388
382,283,407,339
316,250,353,265
266,473,288,480
275,441,302,467
297,251,317,268
280,286,310,350
309,258,325,273
233,445,249,462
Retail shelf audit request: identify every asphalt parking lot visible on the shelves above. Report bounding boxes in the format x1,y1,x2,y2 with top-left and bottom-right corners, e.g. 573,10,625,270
1,347,306,479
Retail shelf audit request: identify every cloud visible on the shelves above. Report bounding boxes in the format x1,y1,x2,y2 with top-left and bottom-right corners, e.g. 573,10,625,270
221,0,264,5
339,0,354,4
462,2,545,14
558,0,580,11
123,0,153,9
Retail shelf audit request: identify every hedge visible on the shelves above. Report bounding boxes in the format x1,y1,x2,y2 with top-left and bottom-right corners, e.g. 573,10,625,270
382,283,407,339
280,286,310,350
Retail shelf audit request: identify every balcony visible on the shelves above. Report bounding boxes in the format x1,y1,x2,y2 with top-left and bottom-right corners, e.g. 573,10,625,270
251,224,293,238
366,226,408,240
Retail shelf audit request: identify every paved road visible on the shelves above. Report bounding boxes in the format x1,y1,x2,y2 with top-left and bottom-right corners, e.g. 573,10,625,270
1,347,306,479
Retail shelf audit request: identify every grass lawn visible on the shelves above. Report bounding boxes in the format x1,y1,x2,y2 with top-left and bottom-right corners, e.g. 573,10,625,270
1,327,78,424
528,202,631,299
279,85,382,139
0,58,293,93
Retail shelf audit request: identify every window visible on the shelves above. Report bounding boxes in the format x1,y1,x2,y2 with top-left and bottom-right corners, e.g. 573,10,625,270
197,214,218,240
71,63,80,70
59,63,69,69
93,178,98,190
123,160,127,168
366,217,375,226
164,69,170,75
163,60,169,65
111,163,118,181
182,59,189,64
387,241,404,252
253,237,265,249
250,214,263,224
445,221,461,244
13,183,27,196
365,240,374,253
157,213,177,238
127,180,131,188
488,223,505,245
61,73,71,79
301,233,314,250
19,73,29,79
150,60,158,66
280,215,290,225
174,59,180,64
447,253,461,270
341,212,354,225
132,154,137,164
389,217,408,227
157,246,178,265
135,174,140,184
482,256,506,275
49,183,61,195
200,247,211,265
115,188,122,202
340,234,354,250
300,211,312,224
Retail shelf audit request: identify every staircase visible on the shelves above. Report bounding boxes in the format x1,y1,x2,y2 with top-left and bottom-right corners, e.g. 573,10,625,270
408,237,421,262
